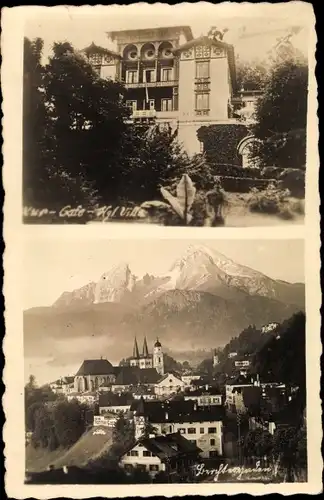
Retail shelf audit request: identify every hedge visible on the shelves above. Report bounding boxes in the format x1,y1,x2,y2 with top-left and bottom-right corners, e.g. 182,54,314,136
219,176,277,193
212,163,263,179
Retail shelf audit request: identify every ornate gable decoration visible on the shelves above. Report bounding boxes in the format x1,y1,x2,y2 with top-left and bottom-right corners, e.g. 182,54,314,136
195,45,211,59
181,48,194,60
211,46,225,58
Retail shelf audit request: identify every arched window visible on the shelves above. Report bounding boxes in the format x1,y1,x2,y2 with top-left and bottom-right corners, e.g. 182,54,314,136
237,135,261,168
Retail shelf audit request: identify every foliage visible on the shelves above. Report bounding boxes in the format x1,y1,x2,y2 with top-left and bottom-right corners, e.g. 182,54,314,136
236,57,269,91
23,38,103,213
241,429,274,459
52,400,88,447
250,42,308,170
111,413,135,458
196,124,249,166
163,354,183,373
248,183,299,218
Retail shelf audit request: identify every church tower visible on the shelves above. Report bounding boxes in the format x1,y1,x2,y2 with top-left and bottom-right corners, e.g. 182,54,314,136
130,337,140,367
213,348,219,367
153,338,164,376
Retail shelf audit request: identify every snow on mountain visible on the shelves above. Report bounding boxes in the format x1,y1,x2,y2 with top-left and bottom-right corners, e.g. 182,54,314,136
94,262,136,304
50,244,303,310
53,282,96,308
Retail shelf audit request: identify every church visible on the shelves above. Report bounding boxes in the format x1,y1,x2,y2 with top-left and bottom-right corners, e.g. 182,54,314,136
129,337,164,376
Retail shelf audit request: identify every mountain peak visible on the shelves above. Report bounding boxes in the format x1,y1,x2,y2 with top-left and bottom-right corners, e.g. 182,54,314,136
94,262,136,304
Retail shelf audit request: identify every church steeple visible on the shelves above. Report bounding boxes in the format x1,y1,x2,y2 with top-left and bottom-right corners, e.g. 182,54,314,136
142,336,149,357
133,337,139,359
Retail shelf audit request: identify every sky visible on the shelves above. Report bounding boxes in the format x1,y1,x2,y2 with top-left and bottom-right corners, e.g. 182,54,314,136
23,237,304,310
23,3,310,63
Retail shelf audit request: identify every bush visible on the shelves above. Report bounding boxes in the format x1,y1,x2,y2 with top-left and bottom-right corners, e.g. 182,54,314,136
212,164,263,179
219,176,276,193
248,184,294,216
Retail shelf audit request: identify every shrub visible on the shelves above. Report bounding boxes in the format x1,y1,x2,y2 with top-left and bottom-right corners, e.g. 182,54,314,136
248,184,293,216
212,164,263,179
219,176,276,193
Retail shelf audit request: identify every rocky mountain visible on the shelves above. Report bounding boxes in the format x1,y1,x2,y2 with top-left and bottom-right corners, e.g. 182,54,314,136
24,244,305,376
51,245,305,309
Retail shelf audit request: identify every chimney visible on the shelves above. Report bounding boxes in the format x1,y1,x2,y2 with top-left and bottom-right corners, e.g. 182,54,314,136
205,384,209,391
63,466,68,474
165,411,169,420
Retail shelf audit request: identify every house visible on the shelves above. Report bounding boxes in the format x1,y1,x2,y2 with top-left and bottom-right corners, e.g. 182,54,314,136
49,376,75,395
154,372,185,397
119,432,201,478
67,391,97,405
74,359,116,392
93,413,119,428
181,373,201,388
133,386,157,400
132,398,225,458
98,392,134,414
110,366,160,392
228,352,238,359
233,356,252,376
184,386,222,406
82,26,256,158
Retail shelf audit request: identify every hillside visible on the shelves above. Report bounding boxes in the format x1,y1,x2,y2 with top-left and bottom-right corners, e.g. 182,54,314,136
26,426,113,472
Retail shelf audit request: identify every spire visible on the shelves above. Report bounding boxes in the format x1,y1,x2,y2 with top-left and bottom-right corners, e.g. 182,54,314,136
142,336,149,357
133,337,139,359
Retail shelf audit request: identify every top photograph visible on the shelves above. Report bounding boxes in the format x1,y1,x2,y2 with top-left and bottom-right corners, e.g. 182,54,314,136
22,4,312,226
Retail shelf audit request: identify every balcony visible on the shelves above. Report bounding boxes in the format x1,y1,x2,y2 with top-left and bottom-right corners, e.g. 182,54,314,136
125,80,178,89
132,110,157,119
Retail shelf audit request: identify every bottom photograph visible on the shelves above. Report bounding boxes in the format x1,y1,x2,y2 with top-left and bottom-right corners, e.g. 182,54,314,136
23,238,306,484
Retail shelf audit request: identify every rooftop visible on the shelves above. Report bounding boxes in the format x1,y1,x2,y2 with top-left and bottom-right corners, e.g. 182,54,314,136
76,359,114,376
126,432,201,461
131,399,225,423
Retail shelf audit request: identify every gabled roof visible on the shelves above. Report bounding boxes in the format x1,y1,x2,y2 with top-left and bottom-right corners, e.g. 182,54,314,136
157,371,183,384
81,42,121,59
99,392,134,407
113,367,160,386
130,399,225,423
138,432,201,460
173,35,237,92
185,387,222,397
76,359,114,376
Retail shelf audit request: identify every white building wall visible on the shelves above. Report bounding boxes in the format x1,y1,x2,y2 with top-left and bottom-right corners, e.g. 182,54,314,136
152,421,223,457
120,443,165,477
101,64,117,80
209,57,230,120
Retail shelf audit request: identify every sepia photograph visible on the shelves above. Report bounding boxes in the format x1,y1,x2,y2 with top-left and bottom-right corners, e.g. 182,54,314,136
23,237,307,484
22,4,311,226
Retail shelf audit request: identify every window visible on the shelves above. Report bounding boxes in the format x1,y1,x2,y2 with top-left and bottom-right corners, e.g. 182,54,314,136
130,450,139,456
200,427,204,434
149,99,155,110
89,53,102,65
188,428,196,434
126,70,138,84
136,464,146,472
196,93,209,111
196,61,210,78
161,99,173,112
162,68,173,82
209,451,218,458
143,450,152,457
144,69,155,83
124,464,133,471
178,428,186,434
210,439,216,446
208,427,217,434
149,464,159,471
126,100,137,112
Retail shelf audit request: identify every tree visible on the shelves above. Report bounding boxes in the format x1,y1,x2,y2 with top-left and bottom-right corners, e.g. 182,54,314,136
52,400,87,447
236,57,269,91
250,41,308,169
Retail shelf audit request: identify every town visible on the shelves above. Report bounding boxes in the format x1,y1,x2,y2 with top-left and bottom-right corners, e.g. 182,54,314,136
25,312,307,484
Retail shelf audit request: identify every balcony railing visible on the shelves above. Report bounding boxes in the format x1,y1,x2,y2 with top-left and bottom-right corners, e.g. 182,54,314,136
125,80,178,89
128,109,178,120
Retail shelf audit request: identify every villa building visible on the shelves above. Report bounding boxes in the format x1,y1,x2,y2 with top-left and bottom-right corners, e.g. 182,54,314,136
82,25,255,158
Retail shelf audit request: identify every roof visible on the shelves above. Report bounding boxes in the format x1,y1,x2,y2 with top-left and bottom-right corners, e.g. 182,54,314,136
76,359,114,376
172,35,237,91
157,371,183,384
130,399,225,423
107,26,194,43
81,42,121,58
154,338,162,348
137,432,201,461
99,392,134,407
113,367,160,386
185,387,222,397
